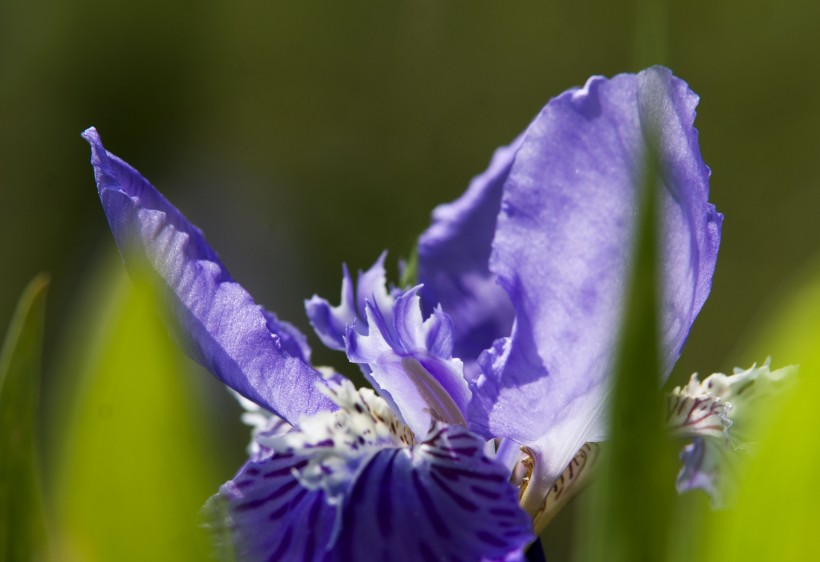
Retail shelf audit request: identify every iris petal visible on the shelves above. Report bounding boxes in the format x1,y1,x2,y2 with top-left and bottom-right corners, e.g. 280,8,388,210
305,253,394,354
346,287,470,437
468,67,722,489
335,424,533,562
417,137,522,367
83,127,336,423
207,453,336,562
215,384,532,561
669,361,797,507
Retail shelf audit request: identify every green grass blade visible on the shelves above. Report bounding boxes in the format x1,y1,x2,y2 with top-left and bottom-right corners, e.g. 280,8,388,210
577,139,677,562
51,264,223,562
0,274,50,562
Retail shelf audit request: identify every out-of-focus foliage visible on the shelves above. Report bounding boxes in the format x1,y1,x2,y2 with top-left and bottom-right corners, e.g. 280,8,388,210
51,264,222,562
738,259,820,376
698,259,820,561
0,275,49,562
701,372,819,561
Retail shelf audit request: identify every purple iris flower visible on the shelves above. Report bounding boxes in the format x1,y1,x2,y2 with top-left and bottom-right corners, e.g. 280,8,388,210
85,65,720,561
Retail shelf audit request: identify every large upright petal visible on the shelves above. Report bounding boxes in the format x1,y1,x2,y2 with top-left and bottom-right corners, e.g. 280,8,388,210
83,127,336,423
469,67,722,490
416,138,522,366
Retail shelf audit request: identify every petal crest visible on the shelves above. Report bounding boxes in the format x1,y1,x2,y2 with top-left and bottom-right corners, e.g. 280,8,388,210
346,287,470,437
305,253,394,352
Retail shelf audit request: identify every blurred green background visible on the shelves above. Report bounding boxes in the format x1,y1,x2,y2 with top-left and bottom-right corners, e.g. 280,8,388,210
2,0,820,560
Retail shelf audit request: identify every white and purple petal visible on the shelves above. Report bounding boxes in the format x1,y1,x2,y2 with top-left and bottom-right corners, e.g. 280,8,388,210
669,361,797,507
468,67,722,500
215,383,532,561
231,390,293,462
84,127,336,424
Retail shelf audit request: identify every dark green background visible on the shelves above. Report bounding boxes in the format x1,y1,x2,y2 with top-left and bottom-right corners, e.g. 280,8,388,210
1,0,819,554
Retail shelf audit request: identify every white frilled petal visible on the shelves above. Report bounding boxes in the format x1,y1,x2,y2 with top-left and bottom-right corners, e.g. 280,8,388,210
669,361,797,506
231,390,292,461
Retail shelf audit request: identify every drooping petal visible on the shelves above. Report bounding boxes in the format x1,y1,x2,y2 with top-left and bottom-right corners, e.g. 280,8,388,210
468,67,722,491
216,380,413,562
334,424,534,562
345,287,470,437
83,127,336,423
417,138,522,366
669,361,797,507
215,382,532,561
206,452,336,562
209,380,408,562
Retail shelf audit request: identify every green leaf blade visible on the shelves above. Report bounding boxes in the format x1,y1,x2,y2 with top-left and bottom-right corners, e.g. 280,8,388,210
577,137,677,562
0,274,50,562
52,264,225,562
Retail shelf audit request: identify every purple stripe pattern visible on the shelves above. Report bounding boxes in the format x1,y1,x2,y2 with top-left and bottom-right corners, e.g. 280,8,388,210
335,425,533,562
208,452,336,562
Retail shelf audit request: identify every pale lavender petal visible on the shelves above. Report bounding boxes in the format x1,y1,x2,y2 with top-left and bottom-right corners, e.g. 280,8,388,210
469,67,722,487
83,127,336,423
206,452,335,562
417,138,522,364
334,424,533,562
346,287,470,437
676,437,726,505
